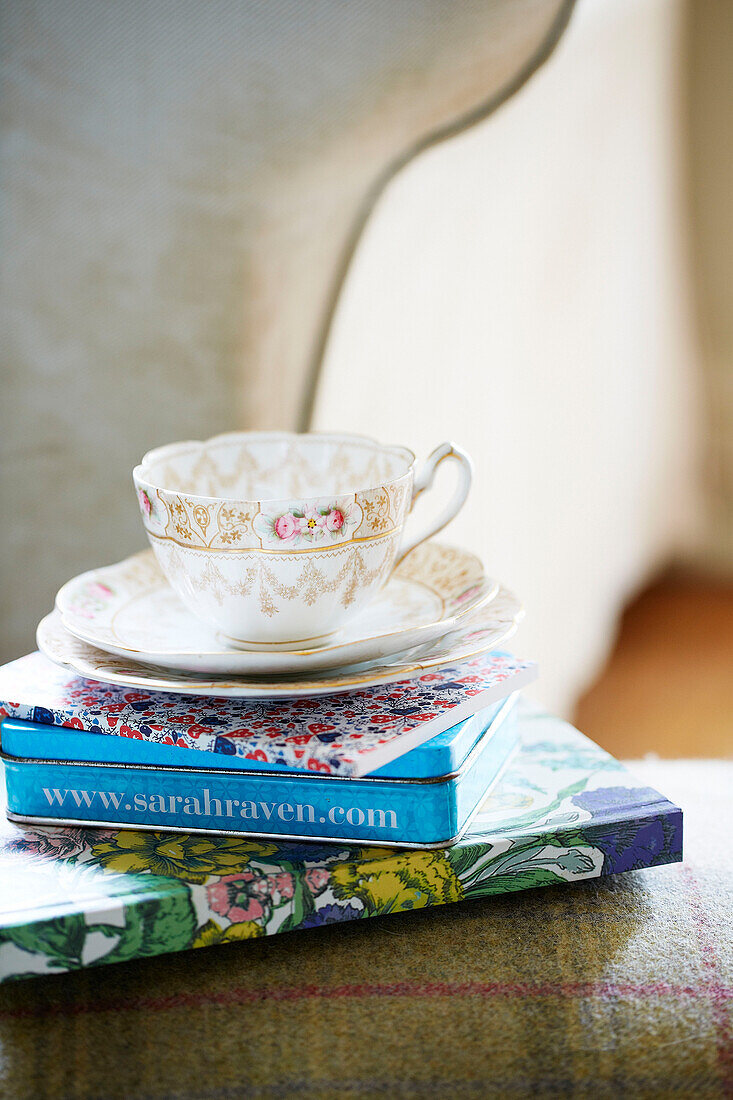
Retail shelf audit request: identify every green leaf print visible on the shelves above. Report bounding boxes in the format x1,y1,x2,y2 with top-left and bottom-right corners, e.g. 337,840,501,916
0,913,88,968
460,835,600,899
464,866,575,895
476,777,591,838
97,878,197,964
447,843,490,880
278,865,315,934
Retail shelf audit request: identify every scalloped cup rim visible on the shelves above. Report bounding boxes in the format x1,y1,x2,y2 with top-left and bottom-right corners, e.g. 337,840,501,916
133,430,417,508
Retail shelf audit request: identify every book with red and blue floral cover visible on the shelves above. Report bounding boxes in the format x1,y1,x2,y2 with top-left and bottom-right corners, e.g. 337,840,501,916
0,651,536,777
0,704,682,983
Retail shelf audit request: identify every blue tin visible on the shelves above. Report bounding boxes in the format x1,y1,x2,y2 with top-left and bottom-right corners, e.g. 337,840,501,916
1,696,519,848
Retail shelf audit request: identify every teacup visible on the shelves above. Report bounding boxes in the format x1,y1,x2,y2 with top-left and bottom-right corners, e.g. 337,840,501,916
133,431,472,649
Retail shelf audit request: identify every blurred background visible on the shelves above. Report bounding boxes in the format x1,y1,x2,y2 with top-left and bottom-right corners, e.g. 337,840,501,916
2,0,732,758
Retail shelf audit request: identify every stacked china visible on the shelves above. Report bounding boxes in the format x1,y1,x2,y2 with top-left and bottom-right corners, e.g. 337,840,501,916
16,432,531,848
45,432,523,699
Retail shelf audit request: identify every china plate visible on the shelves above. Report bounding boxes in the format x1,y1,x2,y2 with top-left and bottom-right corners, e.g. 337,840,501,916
55,543,499,676
37,587,523,699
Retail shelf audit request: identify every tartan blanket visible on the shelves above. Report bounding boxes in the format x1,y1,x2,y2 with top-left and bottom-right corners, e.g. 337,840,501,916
0,759,730,1099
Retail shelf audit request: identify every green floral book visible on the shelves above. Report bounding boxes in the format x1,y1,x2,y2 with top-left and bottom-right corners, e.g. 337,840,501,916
0,705,682,982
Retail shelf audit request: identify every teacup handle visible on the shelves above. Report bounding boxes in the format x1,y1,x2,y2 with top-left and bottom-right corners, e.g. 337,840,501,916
395,442,473,565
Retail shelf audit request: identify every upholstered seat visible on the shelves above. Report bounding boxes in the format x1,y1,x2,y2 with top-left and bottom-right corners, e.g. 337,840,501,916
0,758,729,1097
0,0,572,664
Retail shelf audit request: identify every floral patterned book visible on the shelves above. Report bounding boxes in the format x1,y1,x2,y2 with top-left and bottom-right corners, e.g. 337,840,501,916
0,704,682,982
0,651,537,776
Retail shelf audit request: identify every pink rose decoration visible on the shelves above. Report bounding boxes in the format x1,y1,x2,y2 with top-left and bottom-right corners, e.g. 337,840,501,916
88,582,113,600
274,513,298,540
138,489,152,517
326,509,344,532
299,509,328,537
305,867,330,895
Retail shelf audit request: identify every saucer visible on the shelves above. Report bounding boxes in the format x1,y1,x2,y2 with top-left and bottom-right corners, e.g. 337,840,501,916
55,543,499,676
37,586,523,698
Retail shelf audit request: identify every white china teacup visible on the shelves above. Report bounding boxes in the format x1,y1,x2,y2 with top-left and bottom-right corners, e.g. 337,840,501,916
133,431,472,649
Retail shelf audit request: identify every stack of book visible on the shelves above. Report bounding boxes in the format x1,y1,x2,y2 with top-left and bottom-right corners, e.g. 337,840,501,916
0,649,682,982
0,650,536,848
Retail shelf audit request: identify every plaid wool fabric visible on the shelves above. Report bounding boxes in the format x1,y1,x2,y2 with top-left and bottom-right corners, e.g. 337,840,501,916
0,759,730,1099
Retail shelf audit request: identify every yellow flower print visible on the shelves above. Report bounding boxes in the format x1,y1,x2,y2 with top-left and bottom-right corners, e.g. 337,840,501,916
193,918,263,948
91,831,277,884
331,850,462,915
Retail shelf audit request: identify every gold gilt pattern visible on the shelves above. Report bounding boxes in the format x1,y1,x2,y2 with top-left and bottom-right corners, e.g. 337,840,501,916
37,587,522,698
393,542,488,614
55,543,497,672
354,481,410,539
157,537,398,619
147,436,408,499
138,436,414,553
186,553,388,618
148,485,412,552
155,494,258,550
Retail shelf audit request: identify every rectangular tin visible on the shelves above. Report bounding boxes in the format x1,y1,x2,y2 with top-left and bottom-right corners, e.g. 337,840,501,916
1,696,518,848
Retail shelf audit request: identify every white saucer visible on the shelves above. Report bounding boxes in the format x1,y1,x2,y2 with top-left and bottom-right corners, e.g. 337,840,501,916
55,543,499,676
37,587,523,699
